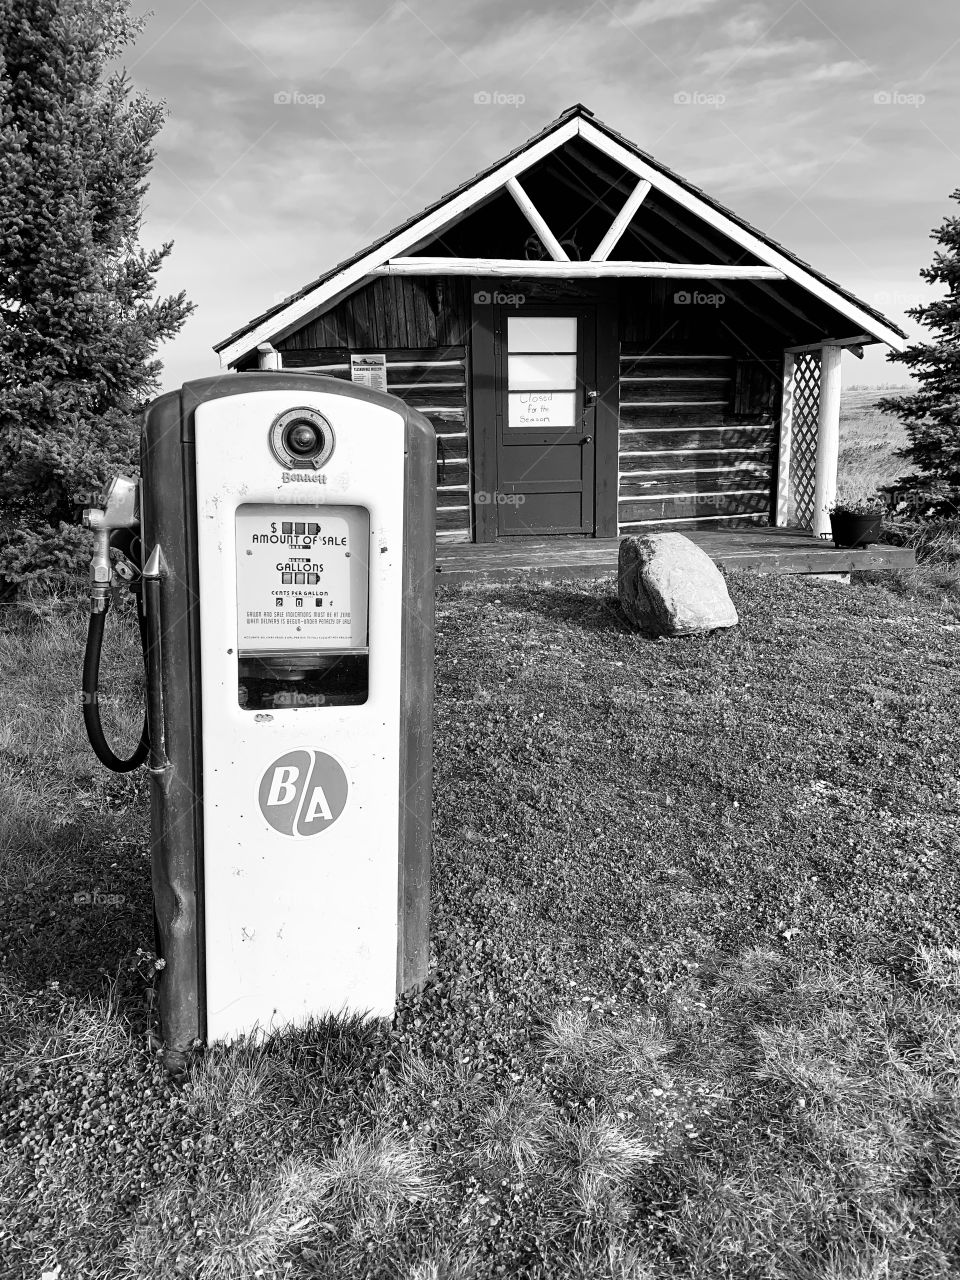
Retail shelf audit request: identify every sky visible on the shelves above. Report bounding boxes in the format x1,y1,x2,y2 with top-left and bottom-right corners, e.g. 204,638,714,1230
125,0,960,391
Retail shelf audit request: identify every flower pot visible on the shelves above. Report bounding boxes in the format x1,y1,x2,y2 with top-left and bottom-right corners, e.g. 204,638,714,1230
829,511,883,548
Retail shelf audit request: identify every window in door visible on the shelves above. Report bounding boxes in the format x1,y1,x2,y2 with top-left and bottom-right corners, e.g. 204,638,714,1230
506,316,579,430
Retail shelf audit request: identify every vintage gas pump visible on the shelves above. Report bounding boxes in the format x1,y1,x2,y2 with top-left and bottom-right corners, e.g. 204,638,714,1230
82,375,436,1058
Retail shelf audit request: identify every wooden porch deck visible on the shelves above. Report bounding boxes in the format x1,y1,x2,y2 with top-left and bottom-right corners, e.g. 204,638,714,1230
435,527,916,585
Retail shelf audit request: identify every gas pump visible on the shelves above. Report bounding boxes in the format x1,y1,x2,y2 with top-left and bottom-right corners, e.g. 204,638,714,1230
82,375,436,1059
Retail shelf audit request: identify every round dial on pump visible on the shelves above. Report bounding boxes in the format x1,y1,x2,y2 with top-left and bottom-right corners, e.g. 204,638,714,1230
269,407,335,470
287,421,322,456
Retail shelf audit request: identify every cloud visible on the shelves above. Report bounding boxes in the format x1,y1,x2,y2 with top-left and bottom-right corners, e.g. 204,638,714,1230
616,0,723,25
717,5,771,43
693,36,824,79
803,59,872,82
717,59,873,109
691,153,823,195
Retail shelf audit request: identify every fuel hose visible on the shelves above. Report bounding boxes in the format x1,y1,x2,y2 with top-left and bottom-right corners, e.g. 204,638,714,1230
82,592,150,772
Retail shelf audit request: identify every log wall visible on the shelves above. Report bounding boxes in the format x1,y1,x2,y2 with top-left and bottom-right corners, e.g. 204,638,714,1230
617,348,780,531
276,276,473,350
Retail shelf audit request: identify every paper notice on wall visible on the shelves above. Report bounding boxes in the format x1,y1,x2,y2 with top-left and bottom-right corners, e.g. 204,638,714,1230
350,354,387,393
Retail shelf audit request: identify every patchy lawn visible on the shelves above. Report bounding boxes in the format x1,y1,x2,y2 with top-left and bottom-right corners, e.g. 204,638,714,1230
2,567,960,1279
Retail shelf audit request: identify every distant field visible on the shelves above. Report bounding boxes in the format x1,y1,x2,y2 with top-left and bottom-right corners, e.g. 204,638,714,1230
838,385,914,502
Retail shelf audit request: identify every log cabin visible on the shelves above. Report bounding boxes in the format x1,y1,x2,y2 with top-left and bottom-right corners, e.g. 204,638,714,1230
214,104,909,576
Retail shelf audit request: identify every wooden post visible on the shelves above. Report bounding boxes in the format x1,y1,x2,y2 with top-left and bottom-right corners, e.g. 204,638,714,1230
775,351,795,527
813,344,842,538
257,342,281,371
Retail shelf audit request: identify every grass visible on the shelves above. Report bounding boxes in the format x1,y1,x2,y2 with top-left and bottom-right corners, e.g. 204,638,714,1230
838,384,913,504
3,561,960,1277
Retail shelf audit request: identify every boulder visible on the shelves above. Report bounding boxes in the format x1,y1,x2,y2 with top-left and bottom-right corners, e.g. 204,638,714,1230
618,532,738,636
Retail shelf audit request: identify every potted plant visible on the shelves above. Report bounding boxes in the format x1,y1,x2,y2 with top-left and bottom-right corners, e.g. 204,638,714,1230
829,490,885,548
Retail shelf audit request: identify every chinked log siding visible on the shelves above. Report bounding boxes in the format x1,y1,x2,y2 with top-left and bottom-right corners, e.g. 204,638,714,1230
617,348,781,530
619,492,772,523
279,345,472,542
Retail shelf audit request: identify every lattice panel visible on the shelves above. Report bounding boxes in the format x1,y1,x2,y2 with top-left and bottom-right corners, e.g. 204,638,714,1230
790,351,820,529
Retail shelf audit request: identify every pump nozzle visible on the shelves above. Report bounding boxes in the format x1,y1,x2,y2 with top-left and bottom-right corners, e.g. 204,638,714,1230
83,477,140,612
81,475,150,773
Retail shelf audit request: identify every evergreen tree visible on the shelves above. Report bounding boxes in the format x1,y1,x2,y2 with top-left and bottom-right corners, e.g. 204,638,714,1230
0,0,193,590
878,189,960,516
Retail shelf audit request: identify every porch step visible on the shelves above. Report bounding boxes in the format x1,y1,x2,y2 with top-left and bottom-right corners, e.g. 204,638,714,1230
434,529,916,584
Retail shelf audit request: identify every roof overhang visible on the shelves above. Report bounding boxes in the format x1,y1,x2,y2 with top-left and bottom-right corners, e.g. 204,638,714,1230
577,119,906,351
216,110,907,367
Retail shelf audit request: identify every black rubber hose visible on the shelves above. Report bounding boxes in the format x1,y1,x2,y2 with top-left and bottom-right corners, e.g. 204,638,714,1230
82,597,150,772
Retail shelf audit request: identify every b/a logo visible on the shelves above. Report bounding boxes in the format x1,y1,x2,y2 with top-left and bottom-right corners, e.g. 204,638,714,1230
258,749,349,838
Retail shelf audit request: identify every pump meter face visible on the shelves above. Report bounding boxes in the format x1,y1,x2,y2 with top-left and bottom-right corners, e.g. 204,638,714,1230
235,503,369,708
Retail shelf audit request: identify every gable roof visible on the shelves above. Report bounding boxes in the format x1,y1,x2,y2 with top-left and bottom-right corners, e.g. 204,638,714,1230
215,103,907,366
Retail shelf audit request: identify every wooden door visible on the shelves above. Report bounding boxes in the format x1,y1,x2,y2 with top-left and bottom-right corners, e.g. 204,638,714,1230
494,307,597,536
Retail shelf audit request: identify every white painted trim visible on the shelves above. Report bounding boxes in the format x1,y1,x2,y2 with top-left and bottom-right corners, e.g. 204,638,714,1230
217,116,581,365
619,427,773,437
619,488,769,502
619,375,731,382
289,363,351,372
620,400,729,408
620,465,770,478
386,382,466,391
375,257,786,280
505,177,568,261
619,513,766,528
287,360,466,373
257,343,281,371
577,118,906,351
620,447,770,457
593,178,652,261
621,354,733,361
624,427,773,437
813,344,842,538
775,352,796,527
